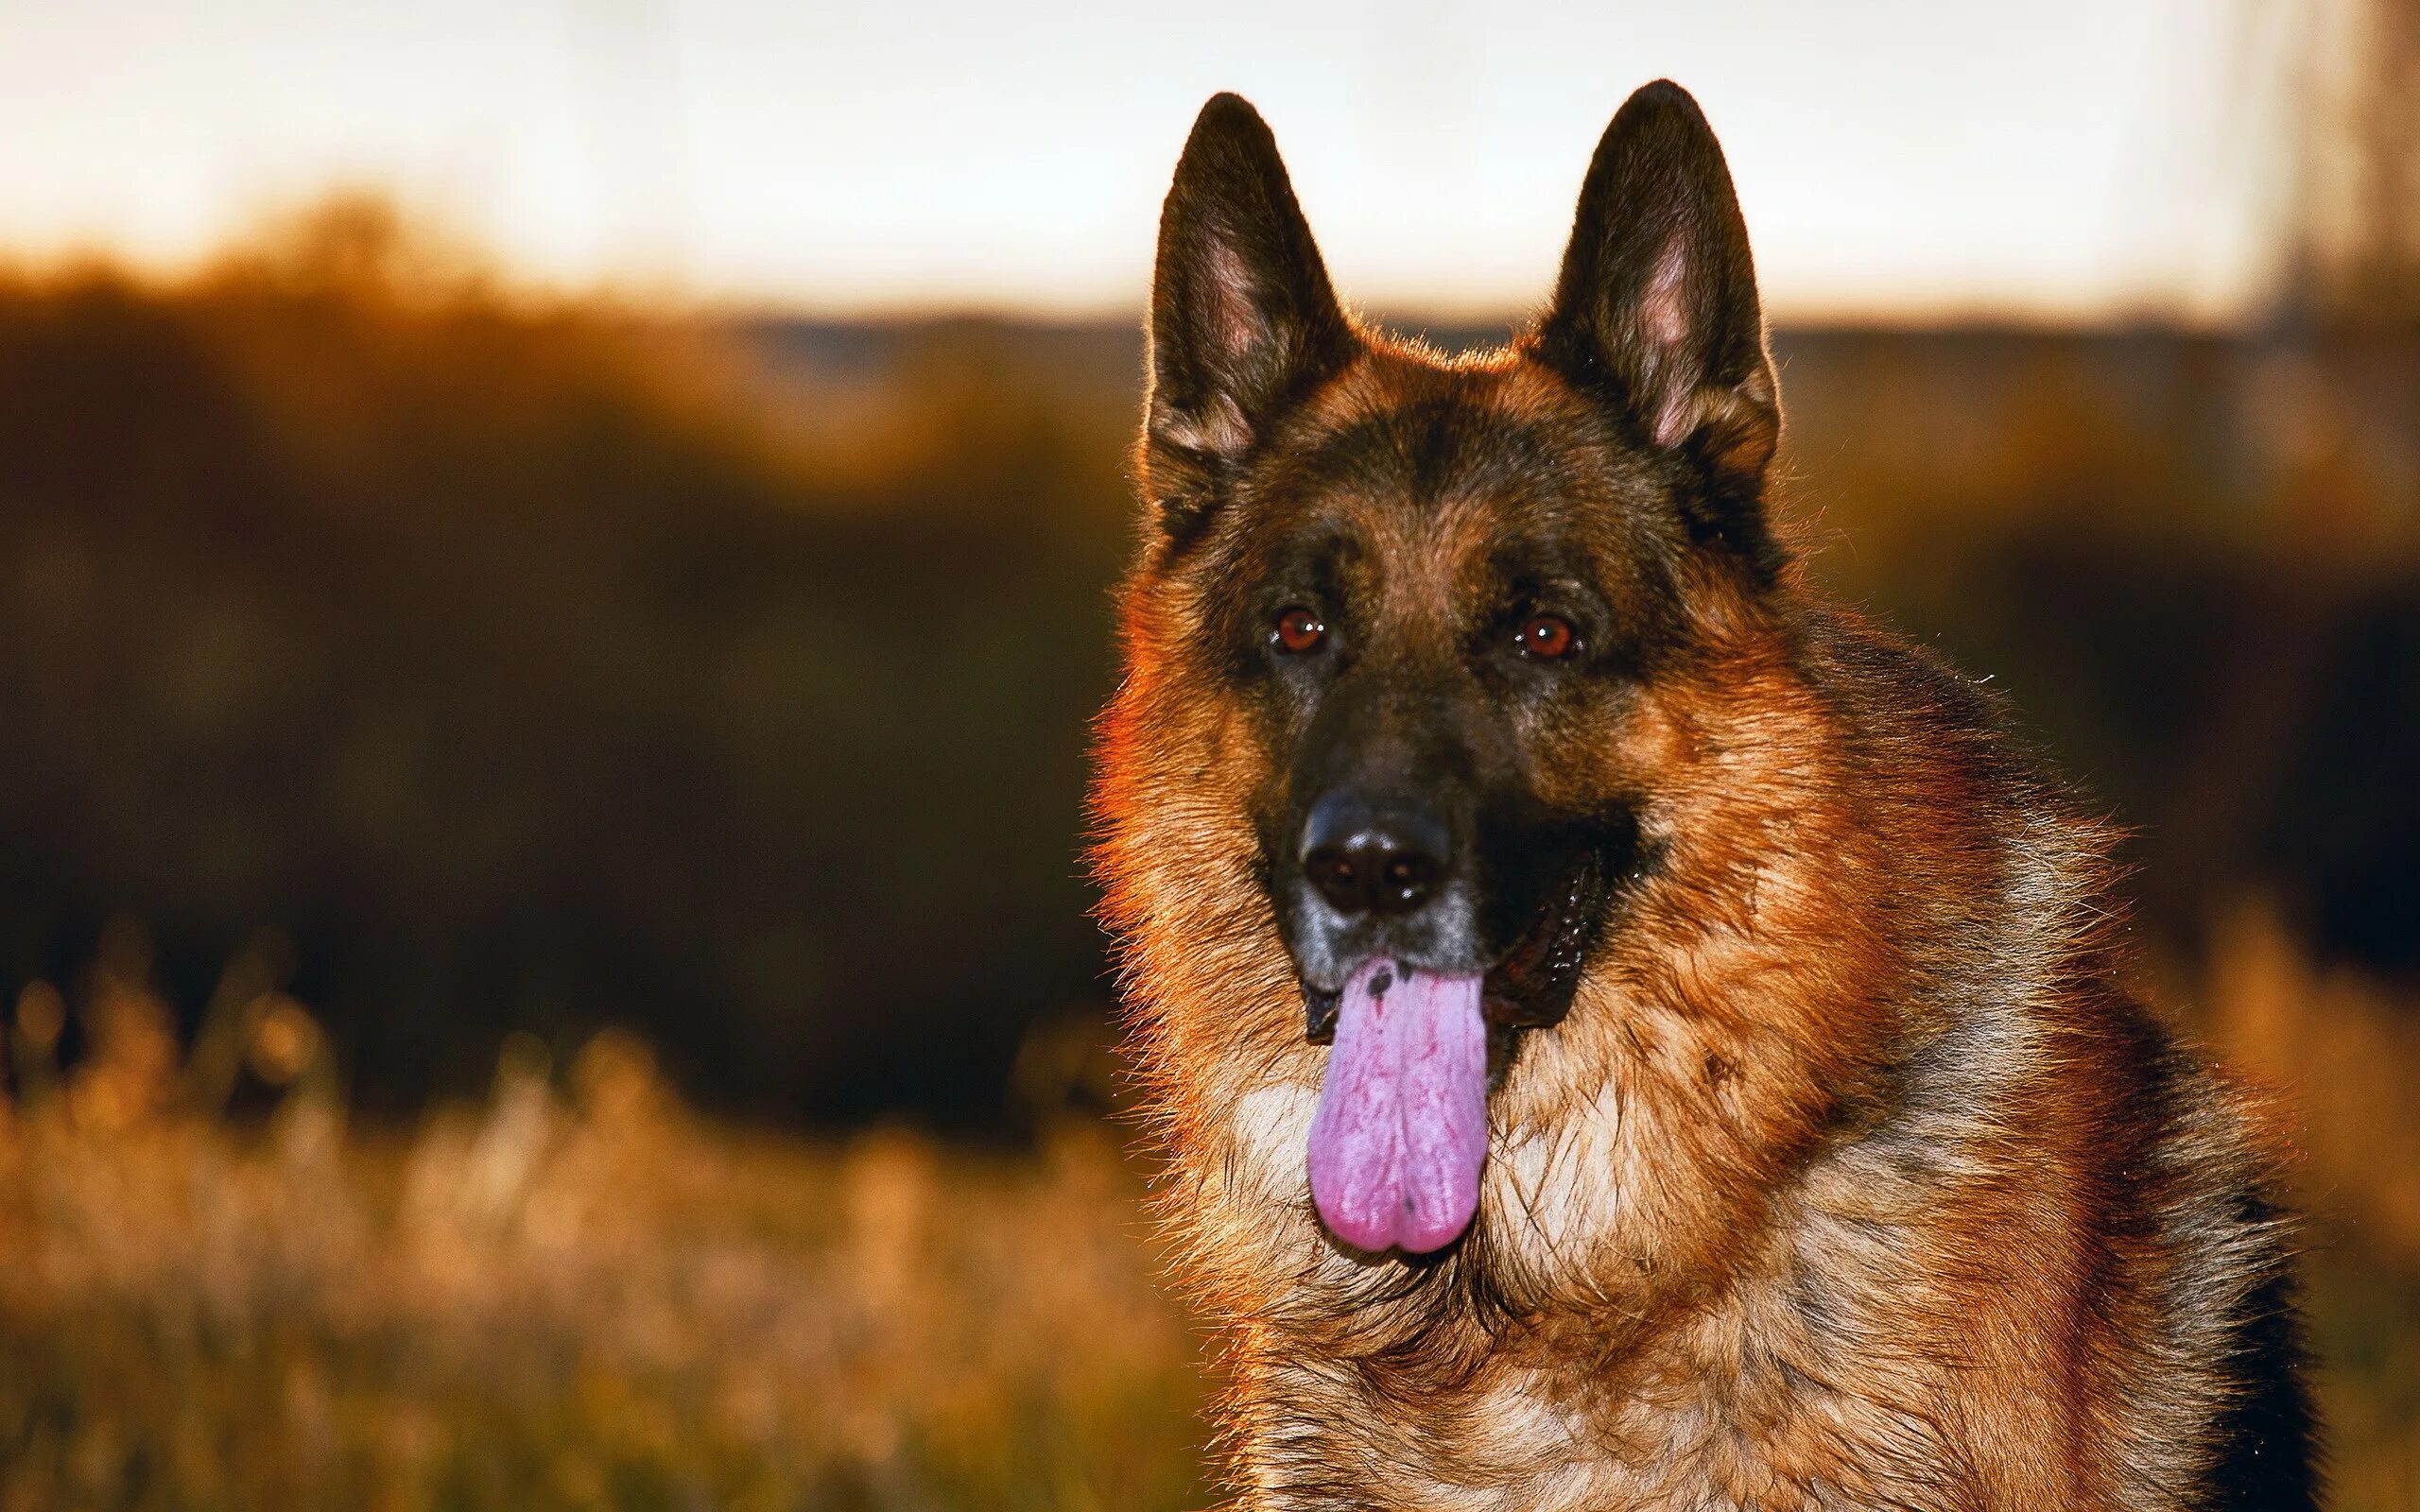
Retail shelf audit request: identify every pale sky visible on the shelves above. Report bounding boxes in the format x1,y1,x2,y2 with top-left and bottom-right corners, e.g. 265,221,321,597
0,0,2293,321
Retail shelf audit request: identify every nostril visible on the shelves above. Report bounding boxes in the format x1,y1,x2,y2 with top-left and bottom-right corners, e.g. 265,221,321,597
1305,847,1366,913
1374,851,1438,915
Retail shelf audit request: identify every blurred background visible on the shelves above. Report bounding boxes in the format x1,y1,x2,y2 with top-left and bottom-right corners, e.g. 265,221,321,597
0,0,2412,1506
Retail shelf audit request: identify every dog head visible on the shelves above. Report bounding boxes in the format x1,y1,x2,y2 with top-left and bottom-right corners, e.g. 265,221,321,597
1100,82,1857,1263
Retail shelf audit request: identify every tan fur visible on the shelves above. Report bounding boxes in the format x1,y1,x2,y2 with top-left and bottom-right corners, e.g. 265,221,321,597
1100,84,2310,1507
1094,341,2303,1511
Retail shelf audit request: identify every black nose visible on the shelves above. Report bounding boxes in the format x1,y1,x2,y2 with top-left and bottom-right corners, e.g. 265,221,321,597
1300,792,1452,917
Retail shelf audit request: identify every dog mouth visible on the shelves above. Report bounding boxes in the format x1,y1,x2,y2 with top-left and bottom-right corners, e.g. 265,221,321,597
1301,847,1609,1047
1291,848,1613,1255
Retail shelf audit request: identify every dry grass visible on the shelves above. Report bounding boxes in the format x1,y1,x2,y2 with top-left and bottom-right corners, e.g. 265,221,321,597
0,945,1203,1512
1,918,2414,1510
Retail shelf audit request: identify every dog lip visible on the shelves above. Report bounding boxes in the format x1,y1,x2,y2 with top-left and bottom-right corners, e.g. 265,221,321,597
1300,850,1607,1043
1478,849,1607,1030
1304,984,1343,1041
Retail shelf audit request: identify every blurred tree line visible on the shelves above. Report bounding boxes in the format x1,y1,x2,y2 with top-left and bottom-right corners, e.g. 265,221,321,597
0,196,2412,1128
0,201,1137,1126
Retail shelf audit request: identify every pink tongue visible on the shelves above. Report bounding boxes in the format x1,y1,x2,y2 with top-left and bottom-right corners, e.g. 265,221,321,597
1305,958,1489,1254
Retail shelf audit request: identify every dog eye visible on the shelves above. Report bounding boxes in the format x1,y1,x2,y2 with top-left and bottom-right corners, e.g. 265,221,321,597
1273,608,1328,654
1515,613,1578,661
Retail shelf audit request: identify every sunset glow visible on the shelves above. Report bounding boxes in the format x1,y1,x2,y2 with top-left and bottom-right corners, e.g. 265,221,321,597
0,0,2288,320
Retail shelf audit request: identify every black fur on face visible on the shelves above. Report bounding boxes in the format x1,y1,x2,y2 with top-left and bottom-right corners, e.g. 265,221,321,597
1189,396,1667,1046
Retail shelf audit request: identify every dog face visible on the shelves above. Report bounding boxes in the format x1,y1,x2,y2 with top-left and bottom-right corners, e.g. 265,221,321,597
1104,83,1814,1259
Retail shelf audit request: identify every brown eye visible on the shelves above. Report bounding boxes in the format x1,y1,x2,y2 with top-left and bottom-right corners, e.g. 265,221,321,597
1273,608,1327,654
1516,613,1577,660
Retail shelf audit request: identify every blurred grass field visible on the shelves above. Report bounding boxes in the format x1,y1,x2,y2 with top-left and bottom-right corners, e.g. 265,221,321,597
0,916,2413,1510
0,929,1205,1512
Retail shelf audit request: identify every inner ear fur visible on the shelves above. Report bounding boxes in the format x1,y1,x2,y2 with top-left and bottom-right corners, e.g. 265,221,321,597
1145,93,1357,542
1534,80,1782,576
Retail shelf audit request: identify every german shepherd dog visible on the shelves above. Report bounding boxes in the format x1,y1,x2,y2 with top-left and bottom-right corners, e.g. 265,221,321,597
1092,82,2317,1510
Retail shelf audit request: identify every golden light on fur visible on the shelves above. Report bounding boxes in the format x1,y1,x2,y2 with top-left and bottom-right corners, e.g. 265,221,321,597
1092,83,2316,1510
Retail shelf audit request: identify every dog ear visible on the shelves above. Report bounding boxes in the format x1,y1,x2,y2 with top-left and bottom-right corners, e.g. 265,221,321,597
1145,94,1357,541
1537,81,1781,575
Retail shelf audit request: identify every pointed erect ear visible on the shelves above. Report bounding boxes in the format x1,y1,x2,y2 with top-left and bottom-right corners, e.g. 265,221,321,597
1145,94,1357,539
1536,82,1781,572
